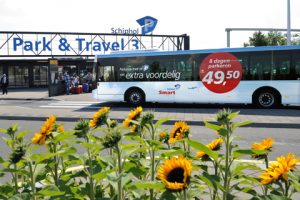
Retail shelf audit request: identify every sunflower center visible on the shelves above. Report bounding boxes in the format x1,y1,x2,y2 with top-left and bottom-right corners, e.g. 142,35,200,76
167,167,184,183
173,128,182,138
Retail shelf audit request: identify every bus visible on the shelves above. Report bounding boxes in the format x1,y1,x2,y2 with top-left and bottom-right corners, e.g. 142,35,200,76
93,45,300,108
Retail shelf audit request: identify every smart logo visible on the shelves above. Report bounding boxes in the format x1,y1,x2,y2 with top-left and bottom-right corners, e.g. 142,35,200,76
136,16,158,35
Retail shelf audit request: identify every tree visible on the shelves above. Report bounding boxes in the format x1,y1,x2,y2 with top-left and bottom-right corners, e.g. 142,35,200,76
244,31,300,47
244,31,267,47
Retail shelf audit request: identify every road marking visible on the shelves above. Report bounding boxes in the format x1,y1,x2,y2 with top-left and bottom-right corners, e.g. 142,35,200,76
40,101,101,109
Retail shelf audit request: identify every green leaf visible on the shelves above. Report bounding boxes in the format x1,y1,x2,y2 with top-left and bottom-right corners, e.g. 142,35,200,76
0,128,6,133
257,194,292,200
233,149,267,158
33,163,47,181
161,149,185,157
154,118,170,128
93,169,114,181
52,131,75,143
57,146,77,156
16,130,32,140
204,121,220,131
31,153,57,163
0,156,4,164
160,190,177,200
128,181,165,190
228,111,239,120
11,193,31,200
146,139,162,148
234,121,252,128
188,139,218,160
38,185,65,196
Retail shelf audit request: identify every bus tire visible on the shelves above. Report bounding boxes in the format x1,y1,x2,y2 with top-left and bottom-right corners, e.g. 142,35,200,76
126,88,145,106
253,89,280,108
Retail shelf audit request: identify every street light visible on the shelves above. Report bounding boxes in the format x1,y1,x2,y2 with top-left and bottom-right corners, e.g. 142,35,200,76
287,0,291,45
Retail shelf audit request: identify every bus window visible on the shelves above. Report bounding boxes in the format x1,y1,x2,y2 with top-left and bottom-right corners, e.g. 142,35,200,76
273,54,291,80
293,52,300,80
103,66,115,81
249,52,272,80
234,53,249,80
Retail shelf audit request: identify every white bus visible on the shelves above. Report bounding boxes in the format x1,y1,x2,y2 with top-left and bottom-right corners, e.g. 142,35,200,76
93,46,300,108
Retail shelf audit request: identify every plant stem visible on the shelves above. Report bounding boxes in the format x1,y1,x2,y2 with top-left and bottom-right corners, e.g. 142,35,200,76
284,180,290,197
13,164,18,194
28,161,36,200
109,148,115,197
223,124,231,200
149,123,155,200
150,147,155,200
183,188,188,200
116,145,123,200
87,137,95,200
53,144,59,187
263,155,269,195
212,160,218,200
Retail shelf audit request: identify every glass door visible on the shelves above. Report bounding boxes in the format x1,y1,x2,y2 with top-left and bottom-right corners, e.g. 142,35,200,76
33,65,48,86
8,66,29,87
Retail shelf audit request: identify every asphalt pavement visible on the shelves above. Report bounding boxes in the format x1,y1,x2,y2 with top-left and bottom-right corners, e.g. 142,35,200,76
0,88,300,128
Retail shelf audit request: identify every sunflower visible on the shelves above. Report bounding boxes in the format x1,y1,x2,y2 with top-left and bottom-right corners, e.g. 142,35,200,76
197,138,223,158
259,153,299,184
157,156,192,191
57,125,64,133
89,107,110,128
123,107,143,131
159,131,169,144
32,115,56,145
169,121,190,144
252,138,274,158
131,124,138,133
252,138,273,151
127,106,142,120
32,133,47,145
123,118,131,127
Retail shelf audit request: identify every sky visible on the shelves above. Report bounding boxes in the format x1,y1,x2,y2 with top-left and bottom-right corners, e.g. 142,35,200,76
0,0,300,50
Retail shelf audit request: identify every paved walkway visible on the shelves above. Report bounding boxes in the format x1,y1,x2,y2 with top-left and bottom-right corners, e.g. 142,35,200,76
0,88,97,102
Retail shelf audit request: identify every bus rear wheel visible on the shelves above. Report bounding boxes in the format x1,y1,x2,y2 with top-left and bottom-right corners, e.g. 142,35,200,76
254,89,280,108
126,89,145,106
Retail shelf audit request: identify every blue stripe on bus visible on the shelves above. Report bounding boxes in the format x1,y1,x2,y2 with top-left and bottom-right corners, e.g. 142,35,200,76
96,45,300,59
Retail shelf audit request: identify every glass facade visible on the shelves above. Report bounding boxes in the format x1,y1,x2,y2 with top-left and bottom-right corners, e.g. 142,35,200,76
0,59,95,88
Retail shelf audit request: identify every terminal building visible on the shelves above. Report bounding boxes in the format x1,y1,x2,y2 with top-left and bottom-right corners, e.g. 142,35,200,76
0,31,190,89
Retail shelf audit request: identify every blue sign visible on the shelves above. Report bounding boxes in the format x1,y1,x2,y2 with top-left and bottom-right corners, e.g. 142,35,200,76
136,16,158,35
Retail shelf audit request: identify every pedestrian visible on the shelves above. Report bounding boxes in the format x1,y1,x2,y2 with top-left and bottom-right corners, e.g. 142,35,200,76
0,74,8,95
72,74,79,87
63,72,71,95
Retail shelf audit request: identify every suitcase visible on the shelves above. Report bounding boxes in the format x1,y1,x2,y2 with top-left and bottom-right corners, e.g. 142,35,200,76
83,83,89,93
71,86,82,94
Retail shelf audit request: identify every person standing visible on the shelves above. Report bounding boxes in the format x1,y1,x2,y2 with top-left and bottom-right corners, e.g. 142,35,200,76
63,72,71,95
0,74,8,95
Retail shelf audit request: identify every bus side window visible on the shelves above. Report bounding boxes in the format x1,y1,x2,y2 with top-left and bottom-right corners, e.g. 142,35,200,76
273,54,291,80
249,53,272,80
292,51,300,80
103,66,115,81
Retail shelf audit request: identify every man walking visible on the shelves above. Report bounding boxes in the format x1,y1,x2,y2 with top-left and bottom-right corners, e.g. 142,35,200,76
63,72,71,95
0,74,8,95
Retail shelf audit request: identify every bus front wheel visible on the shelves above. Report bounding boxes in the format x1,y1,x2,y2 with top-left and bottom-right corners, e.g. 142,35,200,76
126,89,145,106
254,89,280,108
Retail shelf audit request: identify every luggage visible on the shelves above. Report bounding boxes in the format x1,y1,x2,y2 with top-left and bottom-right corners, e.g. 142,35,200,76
83,83,89,93
71,86,82,94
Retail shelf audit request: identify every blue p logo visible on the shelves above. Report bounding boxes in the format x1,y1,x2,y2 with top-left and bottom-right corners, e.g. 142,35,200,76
136,16,158,35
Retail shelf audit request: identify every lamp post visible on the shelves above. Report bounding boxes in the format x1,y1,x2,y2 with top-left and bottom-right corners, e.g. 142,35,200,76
287,0,291,45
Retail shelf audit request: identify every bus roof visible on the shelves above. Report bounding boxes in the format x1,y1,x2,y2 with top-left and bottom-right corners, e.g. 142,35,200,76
96,45,300,59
